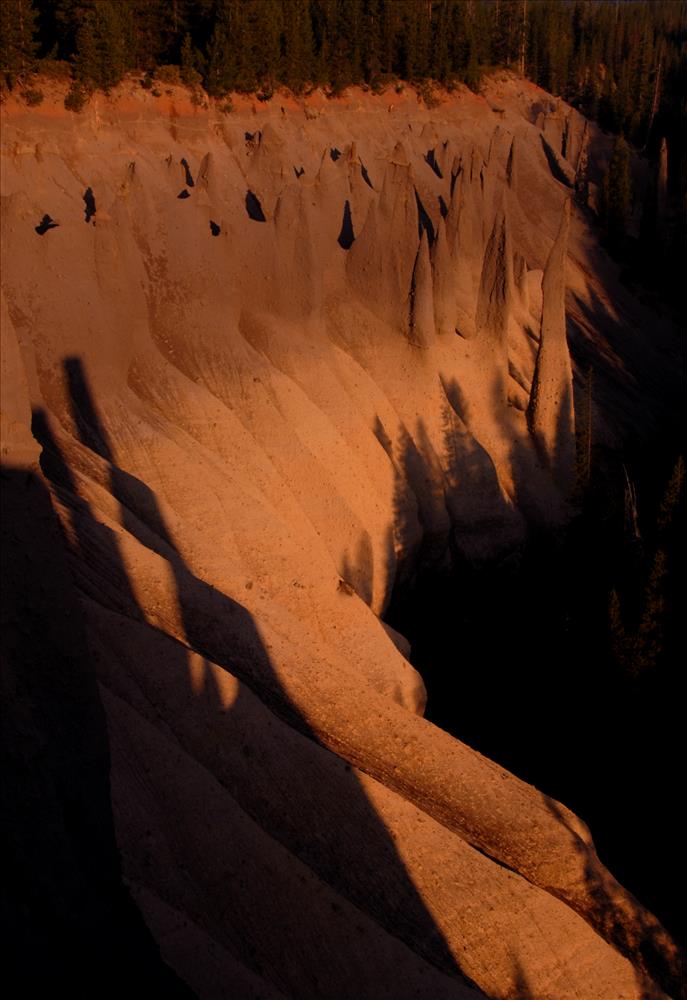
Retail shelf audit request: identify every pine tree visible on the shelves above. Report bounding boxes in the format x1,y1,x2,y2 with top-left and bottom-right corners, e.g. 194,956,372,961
73,1,127,91
280,0,314,92
180,32,201,85
204,0,235,96
0,0,38,86
600,135,632,243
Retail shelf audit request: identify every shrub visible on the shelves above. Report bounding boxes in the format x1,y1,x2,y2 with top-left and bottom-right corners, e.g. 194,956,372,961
64,85,88,112
140,73,154,90
417,80,439,109
156,64,181,85
38,59,71,80
152,88,162,97
22,89,44,106
219,99,234,115
190,87,206,107
257,88,273,103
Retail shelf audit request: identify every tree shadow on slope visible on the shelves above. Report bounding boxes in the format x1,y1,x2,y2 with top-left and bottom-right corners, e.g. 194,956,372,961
0,461,191,998
28,356,479,997
543,797,686,999
381,369,686,980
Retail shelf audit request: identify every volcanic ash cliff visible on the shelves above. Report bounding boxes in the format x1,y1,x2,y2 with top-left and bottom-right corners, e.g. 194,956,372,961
2,76,685,998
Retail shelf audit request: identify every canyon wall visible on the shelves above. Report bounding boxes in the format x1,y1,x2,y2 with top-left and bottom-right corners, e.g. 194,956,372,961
2,74,684,998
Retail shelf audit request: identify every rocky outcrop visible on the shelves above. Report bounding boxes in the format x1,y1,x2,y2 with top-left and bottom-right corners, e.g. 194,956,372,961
475,205,514,348
2,78,684,1000
432,216,456,336
527,198,576,492
407,230,435,347
347,156,418,330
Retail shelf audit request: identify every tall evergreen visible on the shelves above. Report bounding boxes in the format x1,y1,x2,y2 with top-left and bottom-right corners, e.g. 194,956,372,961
0,0,38,86
600,135,632,244
72,1,127,91
280,0,314,92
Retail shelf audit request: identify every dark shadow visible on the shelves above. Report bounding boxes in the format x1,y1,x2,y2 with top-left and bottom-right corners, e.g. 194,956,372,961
383,369,687,986
340,531,374,606
424,148,443,179
22,357,479,994
245,190,266,222
35,213,58,235
83,187,96,224
209,220,221,236
177,189,190,200
1,459,190,996
337,199,354,250
293,165,305,178
543,798,686,998
330,147,341,162
415,190,435,245
438,194,449,219
360,160,374,188
540,133,574,188
450,162,461,197
244,131,254,142
180,157,194,187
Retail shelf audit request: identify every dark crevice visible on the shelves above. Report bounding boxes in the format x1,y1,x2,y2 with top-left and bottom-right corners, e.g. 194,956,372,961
415,190,435,245
424,148,443,179
180,157,194,187
35,214,58,235
360,160,373,188
330,147,341,162
245,190,266,222
209,220,220,236
177,189,190,200
438,194,448,219
540,134,574,187
294,165,305,178
450,165,461,197
83,187,96,224
337,199,354,250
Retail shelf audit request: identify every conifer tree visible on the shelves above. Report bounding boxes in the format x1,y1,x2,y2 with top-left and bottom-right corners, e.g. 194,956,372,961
73,1,127,91
180,32,201,86
600,135,632,243
0,0,38,86
204,0,235,96
280,0,314,92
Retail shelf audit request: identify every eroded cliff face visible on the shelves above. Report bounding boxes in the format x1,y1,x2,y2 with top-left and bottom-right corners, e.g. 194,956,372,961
2,74,685,999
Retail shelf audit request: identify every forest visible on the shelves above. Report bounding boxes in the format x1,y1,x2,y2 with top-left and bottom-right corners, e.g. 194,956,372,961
0,2,684,141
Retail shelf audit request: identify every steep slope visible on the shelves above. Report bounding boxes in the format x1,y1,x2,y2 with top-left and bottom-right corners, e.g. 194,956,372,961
2,75,685,999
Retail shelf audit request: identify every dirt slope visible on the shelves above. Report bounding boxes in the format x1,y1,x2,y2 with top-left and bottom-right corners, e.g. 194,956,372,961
2,73,684,998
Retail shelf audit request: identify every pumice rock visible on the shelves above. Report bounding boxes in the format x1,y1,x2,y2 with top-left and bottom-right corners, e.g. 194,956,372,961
527,198,576,492
2,75,684,1000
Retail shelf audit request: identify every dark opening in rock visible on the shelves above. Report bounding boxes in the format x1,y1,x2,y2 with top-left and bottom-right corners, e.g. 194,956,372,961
245,190,266,222
210,220,221,236
415,191,435,245
330,147,341,162
180,157,195,187
83,187,96,224
177,189,191,200
360,161,373,189
337,200,354,250
424,148,443,179
294,166,305,178
35,214,58,235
